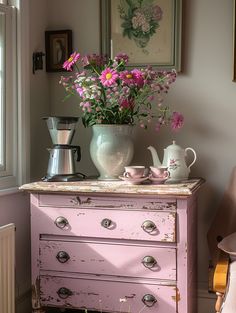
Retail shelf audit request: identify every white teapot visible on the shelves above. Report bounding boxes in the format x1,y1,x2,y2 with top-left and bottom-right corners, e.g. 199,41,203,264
147,141,197,181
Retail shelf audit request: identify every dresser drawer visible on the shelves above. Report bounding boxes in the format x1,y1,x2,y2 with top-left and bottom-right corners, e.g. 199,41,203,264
40,240,176,280
38,194,177,211
40,275,177,313
33,207,176,242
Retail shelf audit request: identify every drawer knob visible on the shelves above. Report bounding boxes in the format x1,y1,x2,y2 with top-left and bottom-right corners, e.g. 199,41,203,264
142,294,157,307
56,251,70,263
101,218,112,228
141,220,157,233
142,256,157,269
54,216,69,229
57,287,72,299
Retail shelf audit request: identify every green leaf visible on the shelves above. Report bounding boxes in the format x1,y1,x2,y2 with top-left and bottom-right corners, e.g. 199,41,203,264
125,0,136,10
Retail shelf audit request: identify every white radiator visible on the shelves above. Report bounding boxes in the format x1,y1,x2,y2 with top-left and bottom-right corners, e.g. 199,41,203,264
0,223,15,313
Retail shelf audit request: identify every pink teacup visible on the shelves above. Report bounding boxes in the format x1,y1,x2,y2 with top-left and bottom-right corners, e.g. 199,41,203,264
149,166,170,179
124,166,146,179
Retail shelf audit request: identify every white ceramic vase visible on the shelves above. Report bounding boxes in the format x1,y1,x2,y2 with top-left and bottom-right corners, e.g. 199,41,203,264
90,124,134,180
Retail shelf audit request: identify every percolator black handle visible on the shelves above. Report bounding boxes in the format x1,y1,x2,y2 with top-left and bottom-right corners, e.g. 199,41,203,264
70,145,81,161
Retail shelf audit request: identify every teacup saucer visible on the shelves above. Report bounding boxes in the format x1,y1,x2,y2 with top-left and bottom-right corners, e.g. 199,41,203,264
118,175,149,185
149,176,168,185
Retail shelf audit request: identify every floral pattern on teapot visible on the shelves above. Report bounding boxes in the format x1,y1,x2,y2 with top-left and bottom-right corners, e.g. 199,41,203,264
169,159,181,171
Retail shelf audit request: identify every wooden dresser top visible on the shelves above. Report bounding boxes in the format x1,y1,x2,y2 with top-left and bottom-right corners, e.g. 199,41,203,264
19,178,204,197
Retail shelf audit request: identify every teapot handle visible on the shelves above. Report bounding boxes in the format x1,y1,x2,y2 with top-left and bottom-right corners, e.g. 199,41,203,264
185,147,197,169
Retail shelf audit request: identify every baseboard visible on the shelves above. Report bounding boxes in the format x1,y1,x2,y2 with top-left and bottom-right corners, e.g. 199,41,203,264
16,288,31,313
16,288,31,305
198,288,215,299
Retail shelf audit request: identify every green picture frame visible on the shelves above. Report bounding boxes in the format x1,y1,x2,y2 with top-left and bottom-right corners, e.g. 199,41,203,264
100,0,182,70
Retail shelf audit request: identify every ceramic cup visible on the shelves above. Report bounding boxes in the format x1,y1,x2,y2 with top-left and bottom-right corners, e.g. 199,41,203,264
149,166,170,179
123,166,146,179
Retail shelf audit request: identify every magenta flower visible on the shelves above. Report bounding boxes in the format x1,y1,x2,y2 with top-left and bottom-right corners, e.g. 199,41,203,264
114,53,129,65
132,69,144,87
120,98,134,109
99,68,119,87
171,112,184,130
120,70,136,85
63,52,80,71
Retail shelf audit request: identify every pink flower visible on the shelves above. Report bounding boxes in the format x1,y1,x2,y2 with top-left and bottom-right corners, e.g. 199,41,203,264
171,112,184,130
120,70,136,85
120,98,134,109
131,69,144,87
76,86,84,97
99,68,119,87
63,52,80,71
81,55,90,67
82,54,107,67
114,53,129,65
152,5,163,21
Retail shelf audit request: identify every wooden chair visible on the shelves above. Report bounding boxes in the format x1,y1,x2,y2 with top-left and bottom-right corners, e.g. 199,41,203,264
208,167,236,312
212,250,229,313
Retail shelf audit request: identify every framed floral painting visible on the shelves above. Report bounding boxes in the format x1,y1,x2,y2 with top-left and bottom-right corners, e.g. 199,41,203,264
100,0,182,70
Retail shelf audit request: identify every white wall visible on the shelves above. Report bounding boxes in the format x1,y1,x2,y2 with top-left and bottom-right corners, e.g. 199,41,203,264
30,0,51,181
47,0,101,176
0,2,50,313
28,0,236,311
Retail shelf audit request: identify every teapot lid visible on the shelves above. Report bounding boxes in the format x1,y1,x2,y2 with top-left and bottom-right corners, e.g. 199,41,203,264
166,140,183,151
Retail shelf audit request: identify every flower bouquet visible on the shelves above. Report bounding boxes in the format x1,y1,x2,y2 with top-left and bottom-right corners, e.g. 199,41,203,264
60,52,183,131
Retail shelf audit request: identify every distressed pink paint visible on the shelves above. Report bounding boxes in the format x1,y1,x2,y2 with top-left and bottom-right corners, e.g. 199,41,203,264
40,275,177,312
40,240,176,280
24,179,204,313
33,206,176,242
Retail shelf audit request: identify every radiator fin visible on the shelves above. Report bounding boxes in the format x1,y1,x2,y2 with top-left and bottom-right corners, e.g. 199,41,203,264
0,223,15,313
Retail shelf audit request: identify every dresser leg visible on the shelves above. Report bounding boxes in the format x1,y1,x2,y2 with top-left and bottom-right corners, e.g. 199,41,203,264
32,279,45,313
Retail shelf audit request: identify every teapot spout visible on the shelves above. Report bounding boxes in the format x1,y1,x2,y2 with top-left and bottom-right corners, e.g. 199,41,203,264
147,146,162,167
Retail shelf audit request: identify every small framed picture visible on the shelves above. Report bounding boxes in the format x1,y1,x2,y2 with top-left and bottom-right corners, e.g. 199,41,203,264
45,30,72,72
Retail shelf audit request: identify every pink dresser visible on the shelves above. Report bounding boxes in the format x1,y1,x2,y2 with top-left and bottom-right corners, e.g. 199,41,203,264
20,179,204,313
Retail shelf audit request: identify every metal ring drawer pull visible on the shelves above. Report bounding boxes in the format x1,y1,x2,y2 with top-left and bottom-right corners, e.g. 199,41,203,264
142,256,157,269
56,251,70,263
57,287,72,299
54,216,69,229
141,220,157,233
142,294,157,307
101,218,112,228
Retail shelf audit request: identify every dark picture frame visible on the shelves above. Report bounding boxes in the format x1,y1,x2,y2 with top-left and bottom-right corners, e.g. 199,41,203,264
45,30,72,72
100,0,182,71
